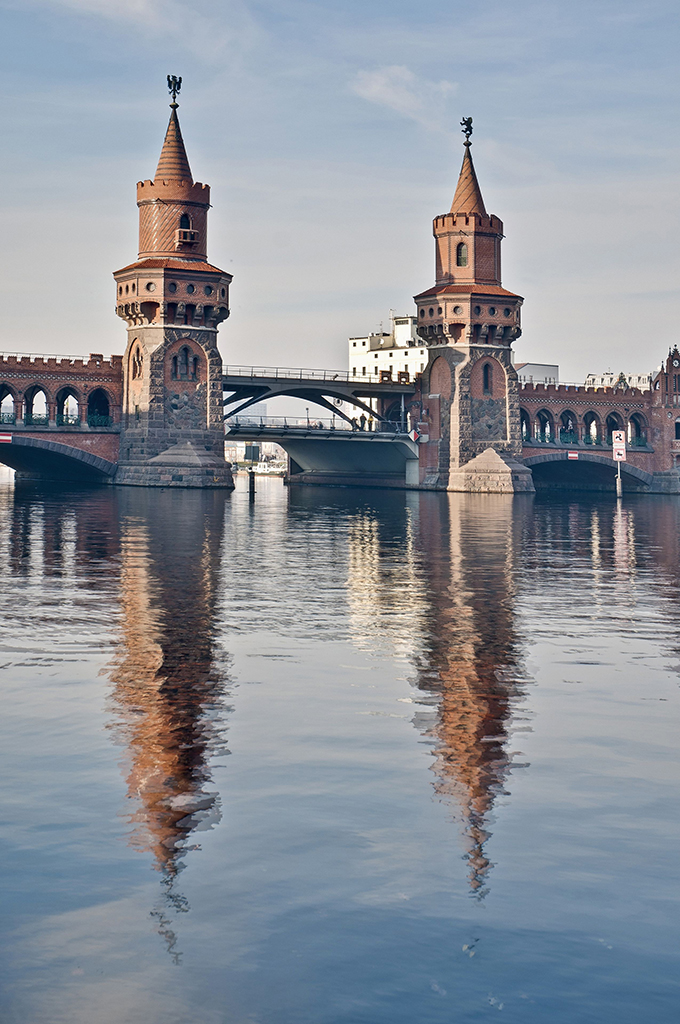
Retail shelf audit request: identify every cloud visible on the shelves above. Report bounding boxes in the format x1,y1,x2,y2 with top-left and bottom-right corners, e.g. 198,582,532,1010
352,66,457,131
23,0,260,61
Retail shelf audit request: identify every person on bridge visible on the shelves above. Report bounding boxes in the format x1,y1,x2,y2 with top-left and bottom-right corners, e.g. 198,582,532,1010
359,414,367,431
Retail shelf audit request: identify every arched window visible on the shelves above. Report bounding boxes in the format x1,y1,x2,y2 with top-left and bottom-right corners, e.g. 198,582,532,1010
191,356,199,380
56,388,80,426
605,412,624,442
25,387,48,426
87,389,111,426
0,388,15,424
483,362,492,395
179,213,191,230
560,410,578,443
520,408,531,441
583,412,600,444
675,418,680,441
171,356,178,379
456,242,468,267
132,346,143,380
178,346,189,377
535,409,554,443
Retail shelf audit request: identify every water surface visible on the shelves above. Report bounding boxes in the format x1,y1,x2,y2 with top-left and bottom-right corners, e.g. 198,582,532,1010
0,472,678,1023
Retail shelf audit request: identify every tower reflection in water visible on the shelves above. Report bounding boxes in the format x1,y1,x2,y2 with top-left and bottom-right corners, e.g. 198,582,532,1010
347,491,532,895
109,490,231,959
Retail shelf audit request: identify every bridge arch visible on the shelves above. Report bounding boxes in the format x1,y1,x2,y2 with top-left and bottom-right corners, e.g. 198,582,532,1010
0,436,116,482
524,450,653,492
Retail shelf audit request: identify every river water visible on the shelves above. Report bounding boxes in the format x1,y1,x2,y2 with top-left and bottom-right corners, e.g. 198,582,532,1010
0,470,678,1023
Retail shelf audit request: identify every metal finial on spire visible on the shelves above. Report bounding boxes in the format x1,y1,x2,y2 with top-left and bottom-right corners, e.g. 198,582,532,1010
460,116,473,145
167,75,182,108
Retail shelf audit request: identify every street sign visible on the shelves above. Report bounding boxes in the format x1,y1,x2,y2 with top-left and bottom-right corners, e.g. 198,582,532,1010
567,451,579,460
612,429,626,461
0,434,12,444
408,429,420,442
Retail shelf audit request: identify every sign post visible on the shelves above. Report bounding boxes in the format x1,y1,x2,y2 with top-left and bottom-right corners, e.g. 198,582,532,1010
612,430,626,497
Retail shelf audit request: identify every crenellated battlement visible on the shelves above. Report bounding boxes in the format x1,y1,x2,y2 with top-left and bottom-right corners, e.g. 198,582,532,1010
137,179,210,205
0,352,123,374
434,211,503,233
519,381,648,400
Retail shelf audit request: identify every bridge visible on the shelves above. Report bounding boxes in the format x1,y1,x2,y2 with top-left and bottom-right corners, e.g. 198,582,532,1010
1,91,679,495
1,350,680,493
222,364,415,424
227,415,420,487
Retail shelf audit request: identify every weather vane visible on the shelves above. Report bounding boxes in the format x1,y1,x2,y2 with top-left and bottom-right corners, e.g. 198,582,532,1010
167,75,182,106
460,116,473,143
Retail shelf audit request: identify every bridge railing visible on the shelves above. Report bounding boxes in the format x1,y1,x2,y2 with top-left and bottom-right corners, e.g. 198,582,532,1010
223,365,413,385
226,415,407,434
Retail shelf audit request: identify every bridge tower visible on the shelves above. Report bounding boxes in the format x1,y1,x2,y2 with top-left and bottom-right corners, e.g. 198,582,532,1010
415,122,533,492
113,79,233,487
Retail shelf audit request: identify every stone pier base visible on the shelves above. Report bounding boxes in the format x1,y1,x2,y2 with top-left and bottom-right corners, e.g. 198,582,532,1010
447,448,535,494
114,442,234,489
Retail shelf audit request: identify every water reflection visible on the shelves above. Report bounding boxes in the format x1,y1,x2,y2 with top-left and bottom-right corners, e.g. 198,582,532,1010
108,490,231,960
411,495,532,894
343,489,532,895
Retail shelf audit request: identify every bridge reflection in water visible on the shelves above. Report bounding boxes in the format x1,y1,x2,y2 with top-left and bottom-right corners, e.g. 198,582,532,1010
344,490,532,895
107,490,231,960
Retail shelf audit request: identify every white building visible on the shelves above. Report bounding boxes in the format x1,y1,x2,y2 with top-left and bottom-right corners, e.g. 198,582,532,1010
584,371,652,390
348,315,428,381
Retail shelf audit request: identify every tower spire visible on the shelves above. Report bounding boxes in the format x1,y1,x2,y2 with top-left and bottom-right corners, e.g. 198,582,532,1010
450,118,487,217
155,75,193,183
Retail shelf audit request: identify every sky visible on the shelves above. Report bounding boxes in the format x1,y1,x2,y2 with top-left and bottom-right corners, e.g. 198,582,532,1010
0,0,678,382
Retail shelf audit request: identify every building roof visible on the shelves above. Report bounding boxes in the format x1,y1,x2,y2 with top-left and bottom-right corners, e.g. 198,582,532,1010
450,142,487,216
413,284,522,300
154,106,193,182
114,257,230,276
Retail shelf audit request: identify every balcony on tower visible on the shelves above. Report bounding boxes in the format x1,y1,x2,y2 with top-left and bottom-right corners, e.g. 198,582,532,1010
175,227,198,250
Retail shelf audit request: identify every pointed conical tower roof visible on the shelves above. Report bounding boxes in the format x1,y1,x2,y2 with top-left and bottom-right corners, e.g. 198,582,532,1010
450,141,487,217
155,104,193,182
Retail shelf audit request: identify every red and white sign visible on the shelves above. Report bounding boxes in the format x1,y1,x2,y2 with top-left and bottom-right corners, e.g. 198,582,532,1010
567,451,579,460
0,434,12,444
612,429,626,461
408,429,420,443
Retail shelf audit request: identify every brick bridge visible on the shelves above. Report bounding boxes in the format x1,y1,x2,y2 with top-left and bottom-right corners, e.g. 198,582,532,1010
515,358,680,491
0,352,122,481
1,89,678,494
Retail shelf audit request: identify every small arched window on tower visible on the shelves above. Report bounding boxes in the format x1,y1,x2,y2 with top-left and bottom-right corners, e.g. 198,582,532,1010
179,213,191,230
456,242,468,267
483,362,492,395
191,356,199,380
178,346,190,378
132,346,143,380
